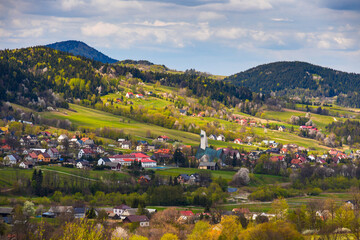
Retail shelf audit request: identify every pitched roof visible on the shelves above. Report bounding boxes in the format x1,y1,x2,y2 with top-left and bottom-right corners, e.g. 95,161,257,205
180,211,194,216
114,204,131,210
124,215,149,222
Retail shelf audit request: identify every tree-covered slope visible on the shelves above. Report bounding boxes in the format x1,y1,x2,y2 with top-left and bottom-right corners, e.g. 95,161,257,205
226,61,360,97
0,46,254,111
46,40,118,64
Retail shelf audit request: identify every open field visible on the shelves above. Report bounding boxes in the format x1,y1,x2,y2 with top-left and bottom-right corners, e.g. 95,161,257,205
42,104,202,145
154,167,290,185
40,165,129,181
40,104,263,150
263,109,336,130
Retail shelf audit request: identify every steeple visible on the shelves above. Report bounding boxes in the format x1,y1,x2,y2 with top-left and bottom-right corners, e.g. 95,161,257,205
200,130,208,150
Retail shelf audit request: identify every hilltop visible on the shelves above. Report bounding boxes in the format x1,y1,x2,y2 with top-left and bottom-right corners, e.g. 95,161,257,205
226,61,360,99
46,40,118,64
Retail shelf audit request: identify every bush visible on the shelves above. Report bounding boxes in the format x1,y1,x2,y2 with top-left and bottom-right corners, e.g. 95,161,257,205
308,187,322,196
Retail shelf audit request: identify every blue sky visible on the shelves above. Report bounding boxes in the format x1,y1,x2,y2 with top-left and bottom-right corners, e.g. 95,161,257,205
0,0,359,75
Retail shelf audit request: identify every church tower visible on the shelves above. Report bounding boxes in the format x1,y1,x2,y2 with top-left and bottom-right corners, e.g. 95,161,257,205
200,130,208,150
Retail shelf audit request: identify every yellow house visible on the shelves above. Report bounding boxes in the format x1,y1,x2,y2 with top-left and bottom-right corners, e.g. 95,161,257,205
38,153,51,162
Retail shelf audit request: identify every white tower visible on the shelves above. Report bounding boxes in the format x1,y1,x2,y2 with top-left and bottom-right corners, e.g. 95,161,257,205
200,130,208,150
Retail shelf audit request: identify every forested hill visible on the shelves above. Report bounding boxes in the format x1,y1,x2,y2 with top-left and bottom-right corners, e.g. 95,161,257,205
225,61,360,97
0,46,254,111
46,40,118,64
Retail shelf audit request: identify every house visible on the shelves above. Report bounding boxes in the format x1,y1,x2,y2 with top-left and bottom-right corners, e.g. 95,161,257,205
179,109,187,116
208,134,217,140
0,207,13,224
113,204,131,215
47,148,60,160
38,152,51,162
78,148,95,159
138,175,151,183
198,162,219,170
136,94,144,99
63,159,76,166
47,206,74,216
146,91,153,95
126,92,134,98
120,141,132,149
81,138,94,146
178,211,194,223
278,126,286,132
177,174,190,183
234,139,243,144
157,135,170,142
217,134,225,141
105,162,122,171
96,146,105,154
123,215,150,227
74,207,93,219
19,161,34,169
58,134,68,143
4,154,21,165
76,160,90,169
139,158,157,168
240,119,248,126
98,157,111,166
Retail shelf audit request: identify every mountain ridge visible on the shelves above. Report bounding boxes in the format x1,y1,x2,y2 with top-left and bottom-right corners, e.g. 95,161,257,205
46,40,118,64
225,61,360,97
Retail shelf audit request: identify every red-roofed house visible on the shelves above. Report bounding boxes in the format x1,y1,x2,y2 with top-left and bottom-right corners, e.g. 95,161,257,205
157,136,170,142
78,148,95,159
234,139,243,144
178,211,195,223
126,92,134,98
136,94,144,99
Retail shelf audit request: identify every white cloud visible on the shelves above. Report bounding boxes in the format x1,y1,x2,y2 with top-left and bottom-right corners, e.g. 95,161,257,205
61,0,85,11
82,22,119,37
17,28,44,38
197,11,225,21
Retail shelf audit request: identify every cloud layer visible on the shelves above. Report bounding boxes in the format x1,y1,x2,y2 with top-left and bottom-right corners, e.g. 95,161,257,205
0,0,359,75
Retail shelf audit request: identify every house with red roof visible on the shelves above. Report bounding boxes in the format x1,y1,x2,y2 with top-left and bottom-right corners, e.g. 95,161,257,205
78,148,96,159
157,135,170,142
178,211,195,223
234,139,243,144
136,94,144,99
126,92,134,98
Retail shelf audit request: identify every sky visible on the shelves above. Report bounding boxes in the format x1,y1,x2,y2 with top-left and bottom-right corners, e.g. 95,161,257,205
0,0,359,76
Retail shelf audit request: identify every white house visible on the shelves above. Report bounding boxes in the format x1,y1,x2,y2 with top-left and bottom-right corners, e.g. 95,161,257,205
217,134,225,141
78,149,95,159
126,92,134,98
121,141,132,149
4,154,20,165
76,160,90,169
234,139,243,144
136,94,144,99
57,134,68,143
97,157,111,166
208,134,217,140
140,159,157,168
113,204,131,215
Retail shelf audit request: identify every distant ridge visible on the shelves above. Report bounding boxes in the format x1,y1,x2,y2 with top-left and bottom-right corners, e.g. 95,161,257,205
46,40,118,64
226,61,360,96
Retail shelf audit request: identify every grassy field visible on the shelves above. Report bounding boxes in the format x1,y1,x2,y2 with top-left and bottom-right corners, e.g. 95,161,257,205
41,104,263,150
154,167,290,185
42,104,201,145
40,165,129,181
263,109,337,130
